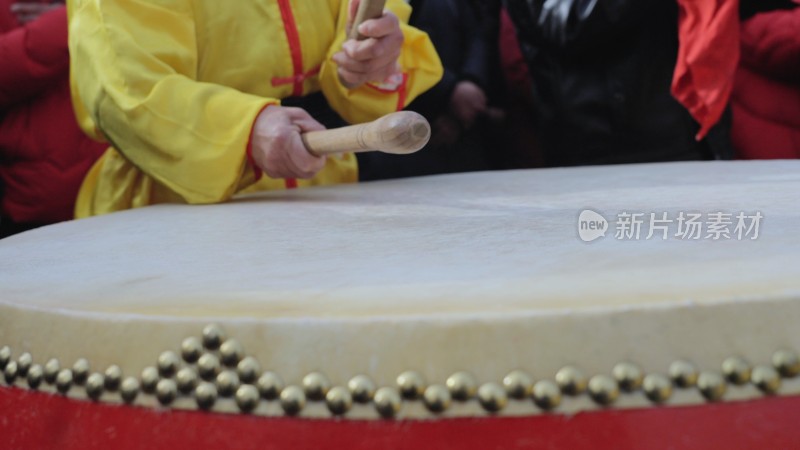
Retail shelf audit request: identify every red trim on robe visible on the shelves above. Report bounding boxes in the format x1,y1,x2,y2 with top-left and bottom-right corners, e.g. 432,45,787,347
276,0,306,98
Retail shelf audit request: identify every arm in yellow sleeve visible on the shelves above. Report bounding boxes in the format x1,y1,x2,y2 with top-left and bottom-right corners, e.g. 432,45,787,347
68,0,274,204
318,0,443,125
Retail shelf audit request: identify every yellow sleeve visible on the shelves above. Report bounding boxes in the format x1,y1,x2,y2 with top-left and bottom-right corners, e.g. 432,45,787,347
318,0,443,124
68,0,274,204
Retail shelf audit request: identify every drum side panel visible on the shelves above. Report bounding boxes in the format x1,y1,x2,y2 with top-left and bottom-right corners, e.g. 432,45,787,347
2,387,800,450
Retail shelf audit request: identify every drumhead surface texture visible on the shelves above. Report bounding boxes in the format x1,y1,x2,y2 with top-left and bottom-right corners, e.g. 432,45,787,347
1,160,799,419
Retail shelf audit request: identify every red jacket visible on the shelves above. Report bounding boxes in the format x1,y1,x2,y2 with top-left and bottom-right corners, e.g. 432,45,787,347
731,6,800,159
0,2,105,224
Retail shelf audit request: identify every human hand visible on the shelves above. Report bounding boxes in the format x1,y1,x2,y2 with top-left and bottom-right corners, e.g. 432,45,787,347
250,106,327,180
430,115,461,148
10,2,62,24
449,80,488,130
333,2,403,89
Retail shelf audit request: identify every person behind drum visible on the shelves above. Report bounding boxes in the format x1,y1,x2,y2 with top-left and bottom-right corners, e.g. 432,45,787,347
493,0,797,167
358,0,509,180
67,0,442,217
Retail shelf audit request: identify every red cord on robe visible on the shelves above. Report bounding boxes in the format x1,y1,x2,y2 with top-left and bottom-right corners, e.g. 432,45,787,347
671,0,740,140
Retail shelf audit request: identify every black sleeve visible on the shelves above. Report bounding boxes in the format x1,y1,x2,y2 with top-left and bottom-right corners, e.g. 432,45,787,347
458,0,499,89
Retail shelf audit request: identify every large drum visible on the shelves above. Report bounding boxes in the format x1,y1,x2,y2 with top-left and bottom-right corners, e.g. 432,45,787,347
1,160,799,449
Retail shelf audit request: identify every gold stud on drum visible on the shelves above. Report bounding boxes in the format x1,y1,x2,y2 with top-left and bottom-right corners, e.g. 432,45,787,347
446,371,478,401
237,357,261,384
202,324,226,351
195,382,218,411
197,354,221,381
374,387,402,419
556,366,588,396
257,371,284,400
697,372,727,401
176,367,200,394
326,386,354,416
588,375,620,406
4,361,18,384
669,360,699,388
772,350,800,378
120,377,140,404
0,346,10,369
532,380,562,411
104,365,123,391
86,373,105,401
503,370,534,399
643,374,672,403
55,369,73,394
396,371,426,400
423,385,452,414
477,382,508,413
140,367,160,394
216,371,241,397
27,364,44,390
44,359,60,385
303,372,331,401
157,351,181,378
722,357,751,385
751,365,781,394
156,379,178,405
220,339,244,367
348,375,376,403
613,362,644,392
17,352,32,377
235,384,260,413
181,337,204,363
72,359,90,386
280,386,306,416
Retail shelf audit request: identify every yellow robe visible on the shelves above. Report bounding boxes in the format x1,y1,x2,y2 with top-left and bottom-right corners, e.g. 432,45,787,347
67,0,442,217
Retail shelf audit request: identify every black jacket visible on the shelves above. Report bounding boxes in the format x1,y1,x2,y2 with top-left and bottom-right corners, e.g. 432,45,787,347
501,0,733,166
407,0,496,118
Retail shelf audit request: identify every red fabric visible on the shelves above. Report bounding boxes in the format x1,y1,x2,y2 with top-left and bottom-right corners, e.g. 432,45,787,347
0,3,106,224
395,72,408,111
3,387,800,449
276,0,306,98
671,0,740,140
731,5,800,159
271,65,321,90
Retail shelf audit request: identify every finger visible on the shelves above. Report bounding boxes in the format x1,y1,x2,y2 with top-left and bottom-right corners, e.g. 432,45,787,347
337,67,366,89
335,55,398,80
342,31,402,62
373,61,401,82
287,137,326,178
332,52,371,74
281,107,326,133
294,118,326,133
469,97,488,112
357,11,399,39
262,151,291,179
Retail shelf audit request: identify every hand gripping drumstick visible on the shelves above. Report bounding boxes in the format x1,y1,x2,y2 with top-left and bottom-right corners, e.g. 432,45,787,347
302,111,431,156
349,0,387,40
303,0,429,157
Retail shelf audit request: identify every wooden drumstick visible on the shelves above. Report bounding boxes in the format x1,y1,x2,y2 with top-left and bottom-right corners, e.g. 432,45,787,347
349,0,387,40
302,111,431,156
